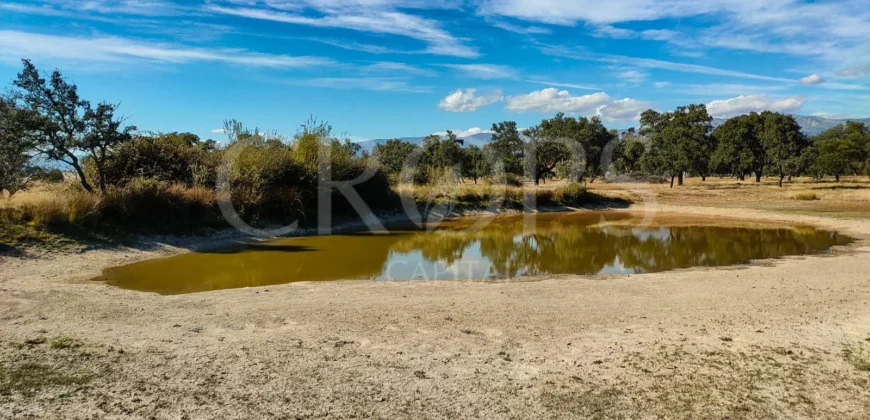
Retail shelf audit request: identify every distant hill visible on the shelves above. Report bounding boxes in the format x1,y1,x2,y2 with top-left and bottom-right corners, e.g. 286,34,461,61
357,132,494,153
357,114,870,151
790,115,870,136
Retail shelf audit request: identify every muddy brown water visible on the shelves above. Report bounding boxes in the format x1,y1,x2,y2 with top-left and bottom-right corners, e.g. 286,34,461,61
99,212,853,295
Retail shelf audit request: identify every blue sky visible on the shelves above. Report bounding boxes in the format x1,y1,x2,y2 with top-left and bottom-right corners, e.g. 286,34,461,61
1,0,869,141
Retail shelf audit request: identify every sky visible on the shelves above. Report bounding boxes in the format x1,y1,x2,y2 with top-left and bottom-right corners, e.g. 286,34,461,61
1,0,869,142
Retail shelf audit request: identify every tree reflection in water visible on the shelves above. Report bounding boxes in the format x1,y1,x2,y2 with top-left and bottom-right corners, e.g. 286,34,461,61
101,212,852,295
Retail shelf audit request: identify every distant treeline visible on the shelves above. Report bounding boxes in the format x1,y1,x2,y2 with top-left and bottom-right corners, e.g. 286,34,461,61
373,105,870,189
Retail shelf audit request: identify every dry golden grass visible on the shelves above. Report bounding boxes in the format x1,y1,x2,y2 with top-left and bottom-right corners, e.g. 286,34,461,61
0,183,70,209
591,175,870,218
793,191,820,201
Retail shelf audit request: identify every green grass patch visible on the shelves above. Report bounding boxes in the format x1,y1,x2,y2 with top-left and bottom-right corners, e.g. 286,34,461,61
0,362,92,397
50,337,83,350
843,345,870,372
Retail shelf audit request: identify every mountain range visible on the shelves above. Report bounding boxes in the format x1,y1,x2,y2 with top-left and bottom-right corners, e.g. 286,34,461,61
356,115,870,152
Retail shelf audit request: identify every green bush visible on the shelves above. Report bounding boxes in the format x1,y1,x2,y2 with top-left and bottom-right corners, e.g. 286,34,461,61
92,133,218,188
553,183,589,206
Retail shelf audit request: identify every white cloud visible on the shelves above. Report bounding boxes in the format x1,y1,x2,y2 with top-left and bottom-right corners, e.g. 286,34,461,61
1,0,183,17
591,24,679,42
488,20,551,35
438,89,503,112
706,94,806,118
362,61,437,77
505,88,610,114
211,128,227,134
539,45,795,83
527,80,599,91
596,54,795,83
433,127,493,137
475,0,715,25
595,98,652,122
615,69,648,84
799,74,825,85
478,1,870,68
442,64,517,79
837,64,870,78
663,83,790,97
207,4,477,58
0,30,334,68
301,77,431,93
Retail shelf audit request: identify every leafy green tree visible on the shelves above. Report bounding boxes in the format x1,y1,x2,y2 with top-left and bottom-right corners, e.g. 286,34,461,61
461,144,490,184
487,121,524,176
760,112,806,187
0,96,33,198
611,128,646,174
83,102,136,192
811,122,868,182
11,59,134,193
711,113,763,181
640,105,713,187
523,124,570,185
422,131,464,170
539,113,616,182
865,141,870,179
373,139,418,177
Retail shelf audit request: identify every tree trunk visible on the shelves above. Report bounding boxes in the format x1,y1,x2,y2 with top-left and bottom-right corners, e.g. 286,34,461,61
755,173,761,183
779,175,785,188
738,174,745,181
670,175,675,189
677,172,684,186
701,175,706,182
835,174,840,182
70,161,94,193
534,175,540,186
788,176,792,182
98,167,107,194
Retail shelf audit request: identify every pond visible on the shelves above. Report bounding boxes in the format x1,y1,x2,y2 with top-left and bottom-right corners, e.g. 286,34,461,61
99,212,853,295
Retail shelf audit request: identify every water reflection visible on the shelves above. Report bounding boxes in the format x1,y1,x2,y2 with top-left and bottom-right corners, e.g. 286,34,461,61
100,212,852,295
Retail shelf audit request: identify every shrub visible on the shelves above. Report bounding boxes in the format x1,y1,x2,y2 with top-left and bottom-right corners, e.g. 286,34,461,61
553,183,589,206
92,133,218,188
504,173,523,187
30,168,65,183
100,178,221,232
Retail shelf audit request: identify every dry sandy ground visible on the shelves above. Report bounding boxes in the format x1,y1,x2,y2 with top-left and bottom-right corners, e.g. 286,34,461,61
2,204,870,419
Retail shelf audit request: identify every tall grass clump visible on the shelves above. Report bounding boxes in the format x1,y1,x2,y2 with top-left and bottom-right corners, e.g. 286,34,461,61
100,178,221,232
793,191,819,201
1,179,223,240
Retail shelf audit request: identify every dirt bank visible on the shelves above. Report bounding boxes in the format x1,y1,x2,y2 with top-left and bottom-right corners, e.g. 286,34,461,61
2,204,870,419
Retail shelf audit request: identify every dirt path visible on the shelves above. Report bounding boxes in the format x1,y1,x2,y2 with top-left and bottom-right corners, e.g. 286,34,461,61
2,205,870,419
